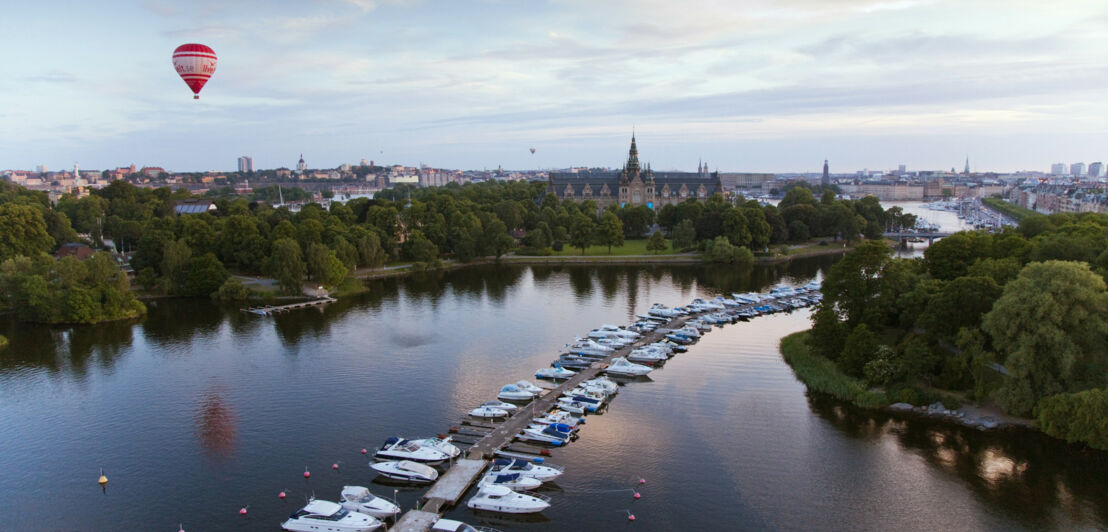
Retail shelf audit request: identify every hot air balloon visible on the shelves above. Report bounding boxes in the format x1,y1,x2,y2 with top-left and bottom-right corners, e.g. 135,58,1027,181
172,44,217,99
529,147,536,154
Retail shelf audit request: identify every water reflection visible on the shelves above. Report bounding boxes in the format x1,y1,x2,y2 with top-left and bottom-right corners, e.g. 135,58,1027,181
0,320,133,377
808,394,1108,527
194,387,237,457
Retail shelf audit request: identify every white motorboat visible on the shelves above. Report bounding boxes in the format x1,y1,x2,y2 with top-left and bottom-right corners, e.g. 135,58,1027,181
466,485,551,514
563,387,606,405
431,518,502,532
518,423,574,445
470,405,510,418
481,400,518,411
627,348,667,364
556,399,588,414
515,380,544,395
605,357,653,377
588,324,640,341
479,471,543,491
375,437,449,464
582,377,619,395
497,384,535,402
648,304,682,318
714,296,740,308
370,460,439,483
411,436,461,459
566,338,614,357
282,499,381,532
339,486,400,519
532,410,583,428
489,458,564,482
675,325,701,338
536,364,577,380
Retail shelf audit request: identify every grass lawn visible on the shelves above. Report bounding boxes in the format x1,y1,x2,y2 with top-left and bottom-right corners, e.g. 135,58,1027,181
781,240,850,256
550,238,682,256
331,277,371,298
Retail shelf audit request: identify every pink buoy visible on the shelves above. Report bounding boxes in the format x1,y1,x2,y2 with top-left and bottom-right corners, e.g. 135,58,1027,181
239,507,247,515
278,491,286,499
628,514,636,521
332,463,339,470
634,492,641,499
361,448,367,455
304,468,311,479
639,478,646,484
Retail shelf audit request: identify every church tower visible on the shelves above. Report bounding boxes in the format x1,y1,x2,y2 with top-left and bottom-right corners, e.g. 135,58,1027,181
297,153,307,172
822,160,829,186
624,134,641,182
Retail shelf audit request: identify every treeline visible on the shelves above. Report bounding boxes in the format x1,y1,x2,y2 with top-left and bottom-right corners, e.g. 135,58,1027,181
0,181,145,324
809,211,1108,449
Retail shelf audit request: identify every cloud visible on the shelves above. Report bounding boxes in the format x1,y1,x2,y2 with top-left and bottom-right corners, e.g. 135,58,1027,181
25,71,78,84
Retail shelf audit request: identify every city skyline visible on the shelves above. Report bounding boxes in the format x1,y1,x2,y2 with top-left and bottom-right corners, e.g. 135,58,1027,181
3,1,1107,173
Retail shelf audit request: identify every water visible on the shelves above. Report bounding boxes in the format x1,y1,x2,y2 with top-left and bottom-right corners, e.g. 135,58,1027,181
1,260,1106,531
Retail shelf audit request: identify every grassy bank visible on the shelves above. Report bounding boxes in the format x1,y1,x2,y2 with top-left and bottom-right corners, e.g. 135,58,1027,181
0,334,7,351
330,277,372,298
550,238,680,256
779,331,890,408
982,197,1036,221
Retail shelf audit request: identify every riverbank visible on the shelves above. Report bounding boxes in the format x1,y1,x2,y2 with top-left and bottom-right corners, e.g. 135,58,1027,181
779,331,1031,431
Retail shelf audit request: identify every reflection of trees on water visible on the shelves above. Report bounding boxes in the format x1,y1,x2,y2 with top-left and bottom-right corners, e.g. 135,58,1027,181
807,394,1108,527
142,300,223,346
568,267,593,301
0,319,133,377
194,387,237,457
596,267,621,301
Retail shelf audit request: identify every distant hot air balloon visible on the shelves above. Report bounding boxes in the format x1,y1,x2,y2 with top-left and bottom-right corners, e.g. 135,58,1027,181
529,147,536,155
172,44,217,99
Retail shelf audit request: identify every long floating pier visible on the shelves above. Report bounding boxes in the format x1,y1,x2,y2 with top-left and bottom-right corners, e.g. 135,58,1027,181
240,296,336,316
392,315,688,532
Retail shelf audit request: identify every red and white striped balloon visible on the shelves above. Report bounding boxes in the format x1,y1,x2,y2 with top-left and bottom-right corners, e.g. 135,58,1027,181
172,43,217,99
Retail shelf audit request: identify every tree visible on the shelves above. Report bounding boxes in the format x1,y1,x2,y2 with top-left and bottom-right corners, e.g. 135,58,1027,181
918,276,1001,340
597,212,624,254
0,204,55,261
306,243,348,287
787,220,810,243
646,230,667,254
180,253,229,297
213,277,251,302
268,238,305,294
671,219,696,250
1035,388,1108,450
982,261,1108,416
161,238,192,292
925,232,990,280
819,240,894,328
839,323,878,378
703,236,754,265
569,214,595,254
403,231,439,263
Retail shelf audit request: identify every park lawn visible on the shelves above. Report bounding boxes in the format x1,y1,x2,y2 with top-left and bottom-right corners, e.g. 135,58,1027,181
551,238,681,256
781,240,850,256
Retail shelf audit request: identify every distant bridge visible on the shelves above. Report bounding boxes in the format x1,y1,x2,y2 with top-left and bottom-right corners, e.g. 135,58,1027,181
883,231,953,244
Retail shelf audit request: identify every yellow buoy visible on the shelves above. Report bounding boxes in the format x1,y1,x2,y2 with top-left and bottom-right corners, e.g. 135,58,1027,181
98,468,108,485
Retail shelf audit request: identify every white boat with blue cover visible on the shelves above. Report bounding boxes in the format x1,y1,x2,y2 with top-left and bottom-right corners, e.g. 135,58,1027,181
497,384,534,402
627,348,667,364
481,400,518,411
490,458,565,482
340,486,401,519
536,364,577,379
466,484,551,514
556,399,588,414
282,499,382,532
515,380,544,395
518,422,574,445
479,471,543,491
370,460,438,483
411,436,460,459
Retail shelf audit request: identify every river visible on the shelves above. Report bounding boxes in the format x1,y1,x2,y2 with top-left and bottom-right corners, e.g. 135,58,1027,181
2,261,1107,530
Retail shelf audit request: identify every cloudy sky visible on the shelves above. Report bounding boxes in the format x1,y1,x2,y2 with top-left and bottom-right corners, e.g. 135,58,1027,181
3,0,1106,173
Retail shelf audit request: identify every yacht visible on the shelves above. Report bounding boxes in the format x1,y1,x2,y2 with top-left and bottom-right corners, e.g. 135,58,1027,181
370,460,439,483
514,380,544,395
582,376,619,395
565,338,613,357
411,436,460,459
282,499,382,532
627,348,667,364
470,405,510,419
481,400,518,411
518,423,573,445
497,384,535,402
605,357,653,377
647,304,682,318
664,333,693,345
339,486,400,519
466,484,551,514
550,356,591,371
489,458,565,482
556,397,594,413
431,518,502,532
536,364,578,379
479,471,543,491
531,410,583,428
375,437,449,464
675,325,701,338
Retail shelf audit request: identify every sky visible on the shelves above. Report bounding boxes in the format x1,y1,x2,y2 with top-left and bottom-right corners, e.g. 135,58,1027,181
2,0,1107,173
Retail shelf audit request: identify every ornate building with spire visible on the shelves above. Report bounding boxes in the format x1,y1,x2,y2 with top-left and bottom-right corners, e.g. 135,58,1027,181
547,135,723,211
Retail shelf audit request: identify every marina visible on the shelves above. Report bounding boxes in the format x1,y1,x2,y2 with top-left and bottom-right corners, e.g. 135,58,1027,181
240,296,336,316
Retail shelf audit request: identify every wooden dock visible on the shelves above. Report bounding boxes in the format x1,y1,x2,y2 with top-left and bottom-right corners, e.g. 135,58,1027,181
240,296,336,316
390,315,686,531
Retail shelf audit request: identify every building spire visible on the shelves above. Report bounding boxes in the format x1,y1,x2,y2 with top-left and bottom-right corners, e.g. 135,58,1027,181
626,132,640,178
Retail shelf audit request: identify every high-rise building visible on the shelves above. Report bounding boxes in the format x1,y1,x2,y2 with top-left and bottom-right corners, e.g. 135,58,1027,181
1051,163,1066,175
1071,162,1086,178
821,160,829,186
36,164,47,173
1089,162,1104,178
963,156,970,175
897,164,906,174
238,156,254,173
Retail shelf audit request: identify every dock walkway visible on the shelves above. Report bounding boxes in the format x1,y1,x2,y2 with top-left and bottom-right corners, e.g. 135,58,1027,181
393,315,686,531
240,296,336,316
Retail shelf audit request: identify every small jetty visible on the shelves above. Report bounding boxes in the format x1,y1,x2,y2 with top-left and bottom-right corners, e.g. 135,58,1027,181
241,296,336,316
